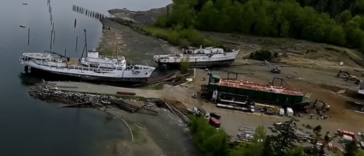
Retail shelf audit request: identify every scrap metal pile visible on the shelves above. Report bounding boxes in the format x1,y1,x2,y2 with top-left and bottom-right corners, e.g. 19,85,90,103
237,126,256,142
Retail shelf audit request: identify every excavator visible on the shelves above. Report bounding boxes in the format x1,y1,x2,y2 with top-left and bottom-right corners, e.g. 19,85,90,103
264,60,281,74
312,99,330,112
336,70,361,84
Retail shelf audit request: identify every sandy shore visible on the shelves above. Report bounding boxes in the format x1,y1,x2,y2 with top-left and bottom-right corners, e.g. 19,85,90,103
104,107,199,156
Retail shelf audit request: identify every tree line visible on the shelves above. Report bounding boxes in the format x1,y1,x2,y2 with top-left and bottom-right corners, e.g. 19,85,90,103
155,0,364,52
188,115,364,156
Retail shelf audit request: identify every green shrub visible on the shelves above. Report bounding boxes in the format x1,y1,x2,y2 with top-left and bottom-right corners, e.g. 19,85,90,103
249,50,272,61
139,25,221,47
179,59,190,74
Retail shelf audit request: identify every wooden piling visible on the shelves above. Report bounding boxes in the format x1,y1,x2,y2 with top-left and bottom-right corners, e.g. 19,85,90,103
53,30,55,45
50,30,53,50
59,102,92,108
75,36,78,52
27,28,30,45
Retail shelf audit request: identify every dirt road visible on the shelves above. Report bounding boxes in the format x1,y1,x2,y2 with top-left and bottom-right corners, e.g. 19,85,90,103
97,6,364,154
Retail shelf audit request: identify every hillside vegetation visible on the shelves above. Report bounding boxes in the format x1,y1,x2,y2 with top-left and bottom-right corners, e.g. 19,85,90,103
188,116,364,156
154,0,364,52
295,0,363,17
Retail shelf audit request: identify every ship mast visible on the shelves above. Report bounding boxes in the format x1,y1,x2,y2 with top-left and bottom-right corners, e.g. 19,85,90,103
114,43,118,58
80,29,88,59
112,42,116,58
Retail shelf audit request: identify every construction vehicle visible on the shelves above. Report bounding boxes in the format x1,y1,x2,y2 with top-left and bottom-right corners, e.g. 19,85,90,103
264,60,281,74
337,70,361,84
312,99,330,112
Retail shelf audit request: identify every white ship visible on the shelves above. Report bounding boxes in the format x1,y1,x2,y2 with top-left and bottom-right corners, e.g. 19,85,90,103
19,50,155,83
153,47,239,68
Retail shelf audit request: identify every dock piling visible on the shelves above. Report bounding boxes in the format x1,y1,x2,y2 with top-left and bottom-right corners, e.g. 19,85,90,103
72,5,107,21
53,30,55,45
27,28,30,45
75,36,78,52
50,30,53,50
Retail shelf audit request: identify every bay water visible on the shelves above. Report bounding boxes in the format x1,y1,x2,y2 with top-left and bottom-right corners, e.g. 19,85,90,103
0,0,170,155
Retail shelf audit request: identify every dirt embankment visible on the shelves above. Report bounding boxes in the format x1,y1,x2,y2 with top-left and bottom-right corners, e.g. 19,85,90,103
108,6,170,25
98,18,175,65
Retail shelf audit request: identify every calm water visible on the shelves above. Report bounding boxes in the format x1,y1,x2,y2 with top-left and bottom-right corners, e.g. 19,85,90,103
0,0,170,156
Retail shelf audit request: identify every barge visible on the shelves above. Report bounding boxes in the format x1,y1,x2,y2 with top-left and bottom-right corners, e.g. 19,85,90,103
201,73,308,107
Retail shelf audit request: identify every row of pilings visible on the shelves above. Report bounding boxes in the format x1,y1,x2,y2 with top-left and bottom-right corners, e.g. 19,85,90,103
70,5,172,43
106,17,168,40
72,5,108,21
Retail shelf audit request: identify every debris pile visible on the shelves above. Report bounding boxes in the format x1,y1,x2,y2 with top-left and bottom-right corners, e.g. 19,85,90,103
28,82,123,105
237,126,256,142
27,82,189,119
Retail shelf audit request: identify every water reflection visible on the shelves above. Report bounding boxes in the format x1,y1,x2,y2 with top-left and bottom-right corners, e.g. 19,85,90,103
18,73,42,86
1,0,171,155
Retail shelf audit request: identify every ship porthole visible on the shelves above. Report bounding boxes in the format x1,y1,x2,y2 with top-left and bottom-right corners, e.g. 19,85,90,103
27,66,32,73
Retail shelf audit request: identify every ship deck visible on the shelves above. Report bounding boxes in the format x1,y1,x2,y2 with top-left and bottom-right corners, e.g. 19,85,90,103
68,58,79,65
217,79,303,96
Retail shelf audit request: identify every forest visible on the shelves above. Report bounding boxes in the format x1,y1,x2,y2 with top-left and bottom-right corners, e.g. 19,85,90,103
188,116,364,156
154,0,364,51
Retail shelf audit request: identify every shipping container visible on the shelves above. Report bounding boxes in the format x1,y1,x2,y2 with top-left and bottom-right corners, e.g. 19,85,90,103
286,107,294,116
279,108,285,116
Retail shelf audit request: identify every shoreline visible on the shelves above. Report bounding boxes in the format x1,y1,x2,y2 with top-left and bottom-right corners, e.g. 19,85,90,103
74,5,199,155
96,15,176,64
28,81,198,156
109,110,134,142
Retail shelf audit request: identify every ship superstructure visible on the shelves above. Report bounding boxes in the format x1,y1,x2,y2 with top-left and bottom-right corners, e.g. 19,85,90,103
153,47,239,68
19,50,155,83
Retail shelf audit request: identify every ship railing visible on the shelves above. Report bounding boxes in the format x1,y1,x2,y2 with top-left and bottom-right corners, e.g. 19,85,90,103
32,60,112,72
32,60,151,72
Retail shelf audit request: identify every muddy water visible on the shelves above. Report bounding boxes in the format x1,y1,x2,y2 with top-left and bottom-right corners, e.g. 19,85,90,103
0,0,171,156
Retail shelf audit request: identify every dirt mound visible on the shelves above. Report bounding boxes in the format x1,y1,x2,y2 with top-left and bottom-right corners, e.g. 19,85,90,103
162,99,189,113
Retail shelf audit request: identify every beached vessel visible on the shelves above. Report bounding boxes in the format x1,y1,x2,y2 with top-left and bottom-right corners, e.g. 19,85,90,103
19,50,155,83
153,47,239,68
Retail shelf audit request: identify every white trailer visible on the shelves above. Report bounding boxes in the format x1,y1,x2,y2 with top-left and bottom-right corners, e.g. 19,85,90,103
279,108,285,116
286,107,294,116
